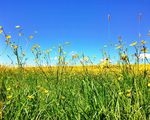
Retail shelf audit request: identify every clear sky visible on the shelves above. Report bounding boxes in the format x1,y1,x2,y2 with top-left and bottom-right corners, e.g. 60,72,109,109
0,0,150,65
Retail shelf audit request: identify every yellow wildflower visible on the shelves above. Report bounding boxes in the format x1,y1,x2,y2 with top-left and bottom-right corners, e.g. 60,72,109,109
36,85,41,89
7,95,12,100
126,92,131,97
130,41,137,46
118,76,122,81
126,89,131,97
141,40,146,45
0,111,2,120
126,89,131,93
61,96,65,100
29,35,34,39
45,49,51,54
148,83,150,87
27,95,34,100
83,56,89,62
5,35,11,39
43,89,49,94
13,45,18,49
72,54,78,59
118,92,123,96
0,29,3,34
120,54,128,61
6,87,11,91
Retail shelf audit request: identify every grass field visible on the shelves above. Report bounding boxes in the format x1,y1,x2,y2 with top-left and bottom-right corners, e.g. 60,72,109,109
0,26,150,119
0,64,150,120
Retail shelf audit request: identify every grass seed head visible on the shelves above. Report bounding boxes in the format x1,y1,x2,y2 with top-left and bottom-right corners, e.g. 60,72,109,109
141,46,148,53
120,54,128,61
141,40,146,45
130,41,137,46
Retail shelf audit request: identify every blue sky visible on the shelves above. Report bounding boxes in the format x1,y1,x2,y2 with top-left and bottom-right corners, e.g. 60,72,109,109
0,0,150,65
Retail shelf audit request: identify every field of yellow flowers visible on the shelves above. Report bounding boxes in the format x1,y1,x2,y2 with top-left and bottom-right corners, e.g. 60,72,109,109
0,64,150,120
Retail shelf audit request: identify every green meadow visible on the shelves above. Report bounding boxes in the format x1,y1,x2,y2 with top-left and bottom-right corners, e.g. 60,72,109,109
0,26,150,120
